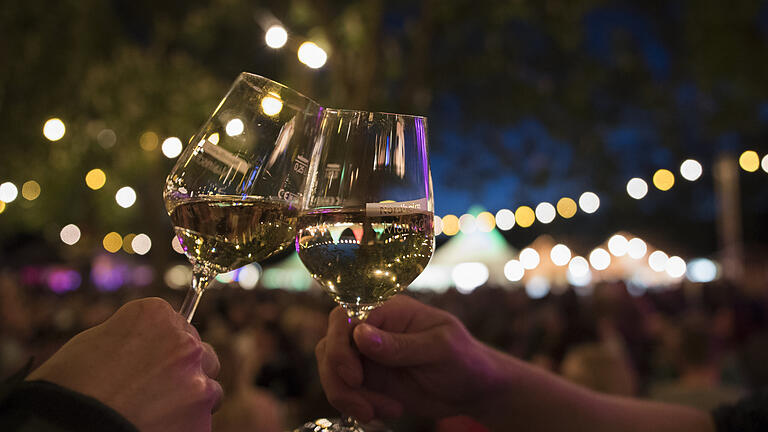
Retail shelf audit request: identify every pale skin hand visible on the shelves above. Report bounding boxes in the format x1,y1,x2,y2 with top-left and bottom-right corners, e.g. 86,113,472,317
27,297,223,432
317,295,716,432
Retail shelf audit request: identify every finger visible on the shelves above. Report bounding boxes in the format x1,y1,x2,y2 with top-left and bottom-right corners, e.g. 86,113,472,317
200,342,220,378
316,337,374,422
353,322,444,366
207,378,224,412
362,391,404,419
324,306,363,387
182,320,202,342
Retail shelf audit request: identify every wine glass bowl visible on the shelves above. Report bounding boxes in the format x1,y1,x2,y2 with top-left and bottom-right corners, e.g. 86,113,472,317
164,72,321,322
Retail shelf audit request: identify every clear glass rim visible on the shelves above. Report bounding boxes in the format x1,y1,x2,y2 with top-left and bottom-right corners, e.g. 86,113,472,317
239,72,321,109
322,107,427,121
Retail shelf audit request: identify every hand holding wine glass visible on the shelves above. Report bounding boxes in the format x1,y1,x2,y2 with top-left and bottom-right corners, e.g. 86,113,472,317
164,73,320,322
296,109,434,431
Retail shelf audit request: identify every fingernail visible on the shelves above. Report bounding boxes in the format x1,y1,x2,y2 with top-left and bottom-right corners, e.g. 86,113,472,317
359,324,382,350
337,365,358,387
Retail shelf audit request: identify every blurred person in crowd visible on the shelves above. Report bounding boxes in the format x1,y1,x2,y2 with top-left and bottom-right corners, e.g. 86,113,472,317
211,329,285,432
0,297,222,432
317,295,768,431
561,341,637,396
649,314,745,410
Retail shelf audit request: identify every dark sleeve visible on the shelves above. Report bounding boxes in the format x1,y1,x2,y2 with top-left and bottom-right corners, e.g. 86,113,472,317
712,389,768,432
0,362,138,432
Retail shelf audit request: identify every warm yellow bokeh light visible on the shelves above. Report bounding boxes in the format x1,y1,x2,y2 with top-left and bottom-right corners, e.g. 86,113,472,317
442,214,460,236
515,206,535,228
139,131,159,151
556,197,577,219
261,95,284,116
297,42,328,68
652,169,675,191
103,232,123,253
21,181,41,200
85,169,107,190
739,150,760,172
0,201,5,214
43,118,66,141
476,211,495,232
122,233,137,254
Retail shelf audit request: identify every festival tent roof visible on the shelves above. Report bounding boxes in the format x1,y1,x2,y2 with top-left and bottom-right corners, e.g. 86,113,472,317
410,228,518,292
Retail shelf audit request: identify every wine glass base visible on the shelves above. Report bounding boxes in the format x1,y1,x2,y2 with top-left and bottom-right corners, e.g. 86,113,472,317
294,418,391,432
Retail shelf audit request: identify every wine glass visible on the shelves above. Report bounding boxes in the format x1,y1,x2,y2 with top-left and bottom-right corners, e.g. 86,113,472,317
296,109,434,431
164,72,321,322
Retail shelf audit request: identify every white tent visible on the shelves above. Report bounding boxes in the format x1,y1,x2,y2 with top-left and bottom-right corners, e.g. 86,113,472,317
410,228,518,293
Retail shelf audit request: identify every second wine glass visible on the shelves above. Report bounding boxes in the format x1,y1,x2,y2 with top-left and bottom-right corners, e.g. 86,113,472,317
296,109,434,431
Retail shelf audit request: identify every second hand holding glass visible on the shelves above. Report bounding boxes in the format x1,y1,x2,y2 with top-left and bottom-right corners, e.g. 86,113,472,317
296,109,434,431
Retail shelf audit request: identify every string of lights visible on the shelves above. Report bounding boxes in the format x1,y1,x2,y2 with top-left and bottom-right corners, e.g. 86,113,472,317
434,150,768,237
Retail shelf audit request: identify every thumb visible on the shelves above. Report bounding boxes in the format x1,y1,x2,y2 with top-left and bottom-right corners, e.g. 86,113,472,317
353,323,443,367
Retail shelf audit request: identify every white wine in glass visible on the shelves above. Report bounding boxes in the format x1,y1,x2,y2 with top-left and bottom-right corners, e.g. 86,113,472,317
164,73,321,322
296,109,434,431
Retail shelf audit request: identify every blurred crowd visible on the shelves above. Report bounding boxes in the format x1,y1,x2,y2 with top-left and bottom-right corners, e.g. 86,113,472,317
2,271,766,431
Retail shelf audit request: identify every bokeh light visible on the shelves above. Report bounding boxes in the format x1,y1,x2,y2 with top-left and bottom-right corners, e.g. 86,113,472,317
442,214,459,236
103,232,123,253
648,250,669,272
60,224,81,245
140,131,159,151
43,118,66,141
762,155,768,173
132,234,152,255
515,206,535,228
122,233,136,253
504,259,525,282
680,159,703,181
578,192,600,214
171,236,185,254
665,256,686,278
297,42,328,68
476,211,495,232
739,150,759,172
97,129,117,148
652,169,675,191
495,209,515,230
519,248,540,270
626,178,648,200
589,248,611,270
550,244,571,266
687,258,718,283
265,25,288,49
261,95,284,116
607,234,629,257
21,180,41,200
164,265,192,289
525,276,550,299
0,201,5,214
0,182,18,203
568,256,590,278
225,118,245,136
115,186,137,208
627,238,647,259
535,202,556,224
452,262,489,294
434,215,443,236
238,264,262,290
161,137,183,158
458,214,477,234
85,169,107,190
556,197,577,219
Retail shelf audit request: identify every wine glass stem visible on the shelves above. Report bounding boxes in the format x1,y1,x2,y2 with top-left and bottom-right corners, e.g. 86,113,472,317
179,267,213,323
